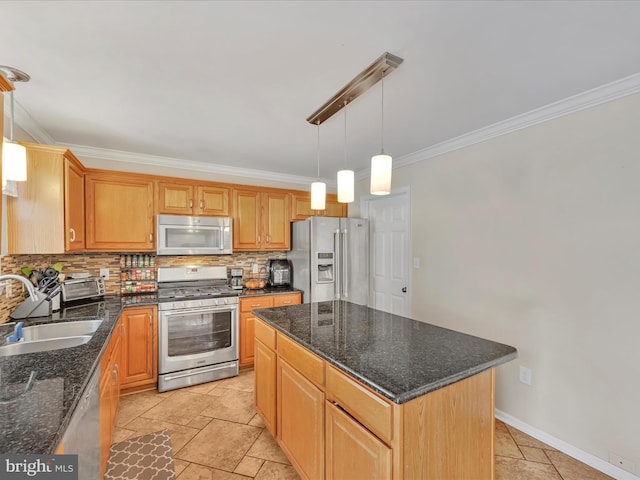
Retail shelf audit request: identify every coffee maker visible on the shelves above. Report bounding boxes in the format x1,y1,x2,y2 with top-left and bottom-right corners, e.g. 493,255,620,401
230,268,243,290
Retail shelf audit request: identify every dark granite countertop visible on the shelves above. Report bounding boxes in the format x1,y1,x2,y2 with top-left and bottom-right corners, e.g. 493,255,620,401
0,296,129,454
240,287,302,298
253,301,517,404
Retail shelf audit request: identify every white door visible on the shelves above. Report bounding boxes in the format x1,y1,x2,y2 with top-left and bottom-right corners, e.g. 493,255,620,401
362,188,411,316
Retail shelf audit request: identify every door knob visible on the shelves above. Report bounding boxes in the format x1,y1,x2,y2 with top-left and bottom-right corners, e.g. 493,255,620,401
402,287,407,293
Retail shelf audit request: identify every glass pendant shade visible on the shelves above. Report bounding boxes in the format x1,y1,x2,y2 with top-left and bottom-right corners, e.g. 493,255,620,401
370,152,392,195
337,169,354,203
2,138,27,181
311,181,326,210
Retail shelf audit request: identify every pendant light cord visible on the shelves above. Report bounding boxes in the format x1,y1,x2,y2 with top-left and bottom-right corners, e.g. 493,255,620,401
9,90,15,141
316,120,320,179
380,71,385,154
344,100,348,168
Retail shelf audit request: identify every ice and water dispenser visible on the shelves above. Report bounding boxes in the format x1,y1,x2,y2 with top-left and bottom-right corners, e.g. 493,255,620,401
316,252,334,283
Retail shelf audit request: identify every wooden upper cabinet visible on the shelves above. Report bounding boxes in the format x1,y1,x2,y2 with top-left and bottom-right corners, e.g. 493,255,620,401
8,143,85,254
291,192,347,221
157,181,230,216
85,171,155,251
232,188,290,251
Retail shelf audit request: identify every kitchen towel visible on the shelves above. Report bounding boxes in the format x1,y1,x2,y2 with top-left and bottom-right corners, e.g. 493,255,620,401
104,429,175,480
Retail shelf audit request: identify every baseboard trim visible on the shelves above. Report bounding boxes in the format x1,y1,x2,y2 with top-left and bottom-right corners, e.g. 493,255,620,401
495,409,639,480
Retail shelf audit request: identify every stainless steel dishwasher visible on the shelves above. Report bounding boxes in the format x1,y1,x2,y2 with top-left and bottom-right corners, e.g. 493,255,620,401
61,366,101,479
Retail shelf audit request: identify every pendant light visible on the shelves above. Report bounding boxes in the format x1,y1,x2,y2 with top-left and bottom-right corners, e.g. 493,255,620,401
337,101,354,203
311,121,326,210
370,71,392,195
1,66,30,182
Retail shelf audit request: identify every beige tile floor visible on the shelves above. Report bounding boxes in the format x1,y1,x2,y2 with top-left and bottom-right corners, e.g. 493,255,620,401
112,370,613,480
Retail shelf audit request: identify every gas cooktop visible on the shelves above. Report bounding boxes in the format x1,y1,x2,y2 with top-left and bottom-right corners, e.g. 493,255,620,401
156,265,240,302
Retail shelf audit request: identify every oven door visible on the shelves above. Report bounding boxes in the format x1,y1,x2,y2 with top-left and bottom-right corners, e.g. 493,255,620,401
158,305,238,374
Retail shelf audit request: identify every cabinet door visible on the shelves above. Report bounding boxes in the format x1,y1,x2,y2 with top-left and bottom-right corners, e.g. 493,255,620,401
120,306,157,387
239,297,274,368
64,155,85,251
324,197,347,218
197,185,230,216
277,358,324,480
291,192,314,221
263,191,290,250
255,339,277,436
158,182,195,215
233,188,261,250
239,312,256,368
325,401,392,480
85,173,155,251
99,371,112,478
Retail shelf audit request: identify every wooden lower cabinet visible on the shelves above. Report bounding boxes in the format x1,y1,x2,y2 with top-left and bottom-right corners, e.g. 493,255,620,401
120,305,158,390
254,339,277,435
277,357,324,480
100,317,123,477
240,293,300,368
325,401,392,480
254,318,496,480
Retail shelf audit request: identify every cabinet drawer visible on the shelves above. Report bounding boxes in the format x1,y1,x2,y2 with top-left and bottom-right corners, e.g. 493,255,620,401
326,365,393,444
277,333,324,388
273,293,301,307
240,296,274,312
255,319,277,350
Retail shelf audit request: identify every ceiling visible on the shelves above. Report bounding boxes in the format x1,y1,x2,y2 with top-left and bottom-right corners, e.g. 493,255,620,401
2,1,640,186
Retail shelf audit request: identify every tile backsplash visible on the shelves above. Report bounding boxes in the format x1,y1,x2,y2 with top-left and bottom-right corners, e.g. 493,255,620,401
0,251,286,323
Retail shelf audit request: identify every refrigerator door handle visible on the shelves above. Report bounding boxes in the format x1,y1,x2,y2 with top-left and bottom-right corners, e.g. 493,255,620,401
342,229,348,299
334,229,341,300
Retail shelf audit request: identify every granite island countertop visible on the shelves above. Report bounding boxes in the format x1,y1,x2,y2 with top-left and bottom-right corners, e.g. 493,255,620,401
253,300,518,404
0,296,147,454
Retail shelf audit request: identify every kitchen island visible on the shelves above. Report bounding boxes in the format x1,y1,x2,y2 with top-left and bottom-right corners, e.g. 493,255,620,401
252,300,517,480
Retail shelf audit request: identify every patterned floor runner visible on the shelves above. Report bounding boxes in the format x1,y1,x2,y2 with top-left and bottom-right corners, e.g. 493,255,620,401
104,429,175,480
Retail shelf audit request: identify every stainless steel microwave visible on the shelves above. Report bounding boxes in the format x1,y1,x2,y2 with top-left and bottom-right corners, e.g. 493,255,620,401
157,215,233,255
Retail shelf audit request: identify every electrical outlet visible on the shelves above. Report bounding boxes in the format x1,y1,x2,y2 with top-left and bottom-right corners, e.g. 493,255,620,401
609,453,635,472
100,268,110,280
519,366,532,385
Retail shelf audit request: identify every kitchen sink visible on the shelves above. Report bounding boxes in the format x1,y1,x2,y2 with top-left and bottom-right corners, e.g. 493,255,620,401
0,335,92,356
21,319,103,341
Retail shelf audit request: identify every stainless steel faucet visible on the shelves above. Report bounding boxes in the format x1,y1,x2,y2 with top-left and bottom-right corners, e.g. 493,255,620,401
0,275,38,301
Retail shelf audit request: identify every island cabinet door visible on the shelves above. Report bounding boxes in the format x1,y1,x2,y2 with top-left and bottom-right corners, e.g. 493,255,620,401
325,401,392,480
254,339,277,436
277,357,324,480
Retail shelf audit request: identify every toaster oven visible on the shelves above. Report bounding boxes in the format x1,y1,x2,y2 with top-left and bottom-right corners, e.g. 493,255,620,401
62,277,106,304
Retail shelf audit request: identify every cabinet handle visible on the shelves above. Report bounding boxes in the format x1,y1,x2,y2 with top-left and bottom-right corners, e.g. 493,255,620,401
266,234,270,244
257,234,261,244
200,199,204,210
189,199,193,208
149,314,152,325
149,233,153,242
283,300,291,304
69,228,76,243
120,323,125,336
251,303,261,307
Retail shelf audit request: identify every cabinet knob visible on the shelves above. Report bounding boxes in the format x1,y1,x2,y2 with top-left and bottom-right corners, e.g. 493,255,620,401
69,228,76,243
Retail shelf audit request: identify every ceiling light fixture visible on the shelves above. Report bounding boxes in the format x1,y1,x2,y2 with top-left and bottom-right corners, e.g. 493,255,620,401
310,121,326,210
370,71,392,195
0,65,30,182
337,100,354,203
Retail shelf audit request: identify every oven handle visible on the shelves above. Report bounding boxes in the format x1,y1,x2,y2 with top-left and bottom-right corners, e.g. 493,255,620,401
160,306,237,317
163,363,237,382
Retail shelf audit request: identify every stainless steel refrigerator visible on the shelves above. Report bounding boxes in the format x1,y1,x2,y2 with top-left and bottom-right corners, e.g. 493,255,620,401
287,216,369,305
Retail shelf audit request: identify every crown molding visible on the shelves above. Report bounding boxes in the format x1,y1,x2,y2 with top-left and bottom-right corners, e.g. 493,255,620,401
355,71,640,180
60,143,321,186
10,71,640,186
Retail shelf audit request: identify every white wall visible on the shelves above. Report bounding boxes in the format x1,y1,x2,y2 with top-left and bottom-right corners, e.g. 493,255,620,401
354,92,640,474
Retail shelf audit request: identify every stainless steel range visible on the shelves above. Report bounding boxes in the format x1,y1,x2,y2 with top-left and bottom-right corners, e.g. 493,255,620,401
157,265,240,392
